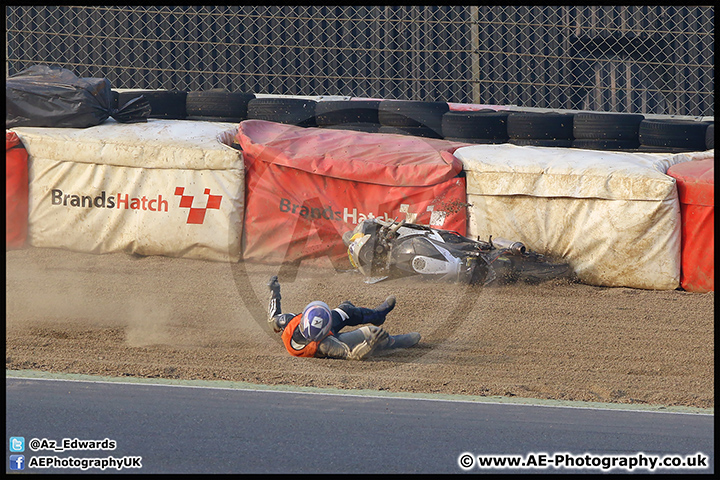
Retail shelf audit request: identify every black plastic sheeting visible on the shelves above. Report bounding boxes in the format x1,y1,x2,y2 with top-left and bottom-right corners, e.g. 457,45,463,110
6,65,151,128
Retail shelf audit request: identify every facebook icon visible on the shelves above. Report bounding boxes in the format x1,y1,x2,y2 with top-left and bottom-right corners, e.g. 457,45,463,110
9,454,25,471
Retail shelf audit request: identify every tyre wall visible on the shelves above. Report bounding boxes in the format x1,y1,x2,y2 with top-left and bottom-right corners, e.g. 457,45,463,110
7,93,714,291
667,157,714,292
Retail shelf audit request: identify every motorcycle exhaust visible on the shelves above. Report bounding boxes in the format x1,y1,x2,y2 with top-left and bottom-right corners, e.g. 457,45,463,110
490,237,526,255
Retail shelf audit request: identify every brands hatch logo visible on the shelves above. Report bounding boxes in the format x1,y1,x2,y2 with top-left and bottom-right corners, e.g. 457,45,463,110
278,197,448,227
174,187,222,224
50,187,223,225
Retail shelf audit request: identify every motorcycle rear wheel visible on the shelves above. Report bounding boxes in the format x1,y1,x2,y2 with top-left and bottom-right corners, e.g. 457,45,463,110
512,258,576,284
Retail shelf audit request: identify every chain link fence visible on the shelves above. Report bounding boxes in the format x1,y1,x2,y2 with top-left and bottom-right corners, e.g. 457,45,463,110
6,5,714,117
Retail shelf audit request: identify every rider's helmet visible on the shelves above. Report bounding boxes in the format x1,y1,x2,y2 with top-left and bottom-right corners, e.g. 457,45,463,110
300,301,333,341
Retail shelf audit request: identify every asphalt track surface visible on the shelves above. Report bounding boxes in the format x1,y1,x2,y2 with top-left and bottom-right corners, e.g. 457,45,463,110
5,373,714,474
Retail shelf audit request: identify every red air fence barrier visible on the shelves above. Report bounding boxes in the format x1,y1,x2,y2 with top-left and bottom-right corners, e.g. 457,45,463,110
667,158,714,292
6,131,29,249
236,119,469,267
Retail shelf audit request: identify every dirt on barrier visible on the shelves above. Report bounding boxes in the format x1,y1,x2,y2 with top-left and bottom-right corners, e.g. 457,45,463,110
5,247,714,409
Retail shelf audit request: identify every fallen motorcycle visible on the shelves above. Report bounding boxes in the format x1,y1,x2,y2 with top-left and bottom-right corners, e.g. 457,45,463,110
342,217,577,286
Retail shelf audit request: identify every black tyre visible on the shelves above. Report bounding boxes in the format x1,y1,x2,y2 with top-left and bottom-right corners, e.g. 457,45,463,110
319,122,381,133
572,112,644,140
443,136,509,144
509,138,573,147
185,90,255,119
507,112,574,140
378,125,443,138
705,123,714,149
638,119,711,150
514,259,576,284
115,90,188,119
635,145,699,154
571,139,640,150
185,115,245,123
378,100,449,135
314,100,380,125
502,251,576,284
441,110,509,139
247,97,318,127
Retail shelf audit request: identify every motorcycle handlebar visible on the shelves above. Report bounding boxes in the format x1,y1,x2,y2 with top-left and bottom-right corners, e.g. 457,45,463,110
387,219,405,234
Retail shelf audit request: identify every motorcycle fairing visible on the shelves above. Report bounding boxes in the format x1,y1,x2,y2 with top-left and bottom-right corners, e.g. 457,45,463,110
392,236,463,281
344,218,501,285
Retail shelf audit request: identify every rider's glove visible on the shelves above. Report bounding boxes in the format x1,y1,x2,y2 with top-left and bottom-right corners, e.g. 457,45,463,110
369,326,389,344
348,342,373,360
347,326,389,360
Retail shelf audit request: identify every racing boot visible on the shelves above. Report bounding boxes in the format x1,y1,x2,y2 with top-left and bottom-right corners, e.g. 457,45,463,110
366,295,396,326
382,332,421,350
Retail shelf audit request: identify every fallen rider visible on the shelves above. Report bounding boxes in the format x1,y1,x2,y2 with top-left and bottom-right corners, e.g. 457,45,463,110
267,275,421,360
